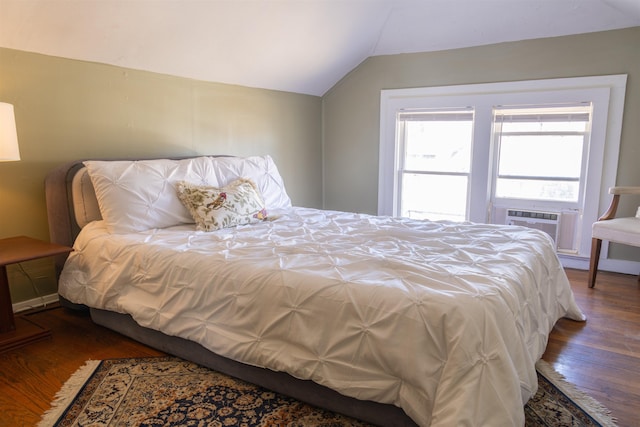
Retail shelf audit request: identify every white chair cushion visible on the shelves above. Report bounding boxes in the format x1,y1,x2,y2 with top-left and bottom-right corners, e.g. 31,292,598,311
592,217,640,247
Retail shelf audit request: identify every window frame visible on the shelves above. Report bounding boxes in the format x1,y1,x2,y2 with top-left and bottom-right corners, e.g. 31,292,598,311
379,75,627,261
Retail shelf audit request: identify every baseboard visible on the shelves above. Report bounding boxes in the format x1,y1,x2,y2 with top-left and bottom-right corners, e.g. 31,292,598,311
13,293,59,313
598,258,640,276
560,254,640,276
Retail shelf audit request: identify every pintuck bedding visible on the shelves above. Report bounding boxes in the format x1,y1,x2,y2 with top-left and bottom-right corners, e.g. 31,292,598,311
52,155,585,427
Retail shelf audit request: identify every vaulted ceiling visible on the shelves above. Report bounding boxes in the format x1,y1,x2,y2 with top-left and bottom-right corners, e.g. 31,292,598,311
1,0,639,96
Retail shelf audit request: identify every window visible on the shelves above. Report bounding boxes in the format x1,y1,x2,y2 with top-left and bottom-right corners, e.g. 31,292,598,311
397,108,473,221
492,104,591,204
379,75,627,261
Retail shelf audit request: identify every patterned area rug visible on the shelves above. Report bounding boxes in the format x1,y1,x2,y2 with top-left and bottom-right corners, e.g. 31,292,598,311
39,357,617,427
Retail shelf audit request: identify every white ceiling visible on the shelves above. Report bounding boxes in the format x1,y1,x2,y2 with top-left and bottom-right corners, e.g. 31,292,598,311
1,0,639,96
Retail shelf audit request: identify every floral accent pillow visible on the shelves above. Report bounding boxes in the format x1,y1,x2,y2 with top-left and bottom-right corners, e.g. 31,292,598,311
175,178,268,231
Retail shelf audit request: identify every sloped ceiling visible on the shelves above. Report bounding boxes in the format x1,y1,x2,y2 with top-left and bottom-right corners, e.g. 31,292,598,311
1,0,639,96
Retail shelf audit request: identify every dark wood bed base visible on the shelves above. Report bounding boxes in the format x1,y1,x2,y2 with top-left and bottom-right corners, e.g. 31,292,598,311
44,159,417,427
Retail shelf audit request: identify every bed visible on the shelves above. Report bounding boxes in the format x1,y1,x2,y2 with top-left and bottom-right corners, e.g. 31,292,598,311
45,155,585,427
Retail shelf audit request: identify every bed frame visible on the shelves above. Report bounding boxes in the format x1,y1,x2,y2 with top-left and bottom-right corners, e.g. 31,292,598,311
44,158,417,427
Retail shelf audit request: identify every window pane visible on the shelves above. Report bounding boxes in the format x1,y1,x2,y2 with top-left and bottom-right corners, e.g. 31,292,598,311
404,120,472,173
498,135,583,178
501,120,587,133
401,173,468,221
496,178,580,202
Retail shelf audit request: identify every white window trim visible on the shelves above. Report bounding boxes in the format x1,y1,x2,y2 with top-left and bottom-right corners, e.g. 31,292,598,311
379,75,627,262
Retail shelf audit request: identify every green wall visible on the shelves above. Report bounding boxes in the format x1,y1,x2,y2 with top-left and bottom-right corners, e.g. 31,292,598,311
322,27,640,263
0,48,323,305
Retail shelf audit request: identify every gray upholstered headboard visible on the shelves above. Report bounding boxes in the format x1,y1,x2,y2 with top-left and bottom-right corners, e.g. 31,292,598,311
44,160,87,278
45,161,92,249
70,166,102,229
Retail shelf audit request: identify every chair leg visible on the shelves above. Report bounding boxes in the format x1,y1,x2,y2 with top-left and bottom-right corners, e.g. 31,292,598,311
588,238,603,288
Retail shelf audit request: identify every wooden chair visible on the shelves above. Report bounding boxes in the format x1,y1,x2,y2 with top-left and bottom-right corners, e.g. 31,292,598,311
588,186,640,288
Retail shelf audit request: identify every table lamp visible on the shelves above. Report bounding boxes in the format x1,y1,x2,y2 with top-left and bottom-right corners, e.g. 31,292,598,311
0,102,21,162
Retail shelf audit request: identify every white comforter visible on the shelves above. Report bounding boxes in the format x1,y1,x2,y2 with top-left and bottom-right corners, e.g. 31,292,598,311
59,207,585,427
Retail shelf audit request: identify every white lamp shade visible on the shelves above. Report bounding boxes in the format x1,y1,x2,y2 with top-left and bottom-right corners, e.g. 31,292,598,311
0,102,20,161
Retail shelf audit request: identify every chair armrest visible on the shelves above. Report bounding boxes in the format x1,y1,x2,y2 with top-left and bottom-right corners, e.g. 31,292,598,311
610,186,640,195
599,186,640,220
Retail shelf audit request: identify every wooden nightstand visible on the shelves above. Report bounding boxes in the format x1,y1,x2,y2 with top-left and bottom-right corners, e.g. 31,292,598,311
0,236,72,353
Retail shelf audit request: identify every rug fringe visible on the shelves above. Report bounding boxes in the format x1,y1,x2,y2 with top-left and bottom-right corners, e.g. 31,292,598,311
535,360,618,427
38,360,101,427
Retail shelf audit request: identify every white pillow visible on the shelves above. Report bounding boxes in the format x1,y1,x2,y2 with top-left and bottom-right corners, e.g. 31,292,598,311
84,157,214,233
209,155,292,210
84,155,291,234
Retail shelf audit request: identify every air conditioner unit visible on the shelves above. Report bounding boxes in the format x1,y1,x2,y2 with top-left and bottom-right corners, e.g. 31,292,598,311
492,207,580,253
505,209,560,243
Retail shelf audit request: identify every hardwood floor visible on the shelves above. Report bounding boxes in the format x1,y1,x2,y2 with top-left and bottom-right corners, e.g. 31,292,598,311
0,306,164,426
542,269,640,427
0,268,638,426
